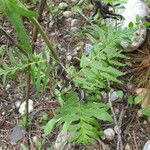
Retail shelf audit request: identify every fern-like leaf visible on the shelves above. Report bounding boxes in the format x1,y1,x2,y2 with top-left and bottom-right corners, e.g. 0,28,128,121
56,92,113,144
67,26,136,93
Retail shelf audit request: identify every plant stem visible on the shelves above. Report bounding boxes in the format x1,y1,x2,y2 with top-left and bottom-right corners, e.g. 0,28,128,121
25,0,48,128
32,0,47,51
25,66,31,127
30,17,60,62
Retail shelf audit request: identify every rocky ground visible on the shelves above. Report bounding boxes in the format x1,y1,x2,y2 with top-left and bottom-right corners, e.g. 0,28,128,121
0,0,150,150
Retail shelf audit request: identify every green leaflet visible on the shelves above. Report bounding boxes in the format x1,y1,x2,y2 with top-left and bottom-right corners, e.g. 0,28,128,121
141,107,150,117
48,92,112,145
0,64,28,76
0,0,37,18
0,0,38,58
42,118,59,136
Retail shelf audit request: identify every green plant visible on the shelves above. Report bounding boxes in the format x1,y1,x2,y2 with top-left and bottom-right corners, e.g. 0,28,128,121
43,91,113,145
128,95,142,106
0,0,138,147
141,106,150,117
68,25,135,93
34,138,45,150
0,0,59,127
128,95,150,117
43,25,136,144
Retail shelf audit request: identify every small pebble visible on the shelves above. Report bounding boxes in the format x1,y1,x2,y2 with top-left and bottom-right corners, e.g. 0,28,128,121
32,136,38,143
2,112,5,115
49,21,55,28
71,19,78,27
66,55,72,61
15,101,21,108
103,128,115,141
63,11,73,18
143,120,147,124
6,84,11,90
58,2,68,10
74,46,81,52
45,97,49,101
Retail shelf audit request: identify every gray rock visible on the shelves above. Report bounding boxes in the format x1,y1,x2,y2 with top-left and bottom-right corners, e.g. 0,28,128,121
63,11,73,18
108,89,119,102
71,19,78,27
10,125,26,144
58,2,68,10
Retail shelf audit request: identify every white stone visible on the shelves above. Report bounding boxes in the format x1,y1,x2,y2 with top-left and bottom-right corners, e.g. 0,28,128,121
143,140,150,150
71,19,78,27
58,2,68,10
32,136,38,143
119,0,149,29
19,99,33,115
108,0,149,51
15,101,21,108
6,84,11,90
119,0,149,51
104,128,115,140
74,46,81,52
63,11,73,18
66,55,72,61
143,120,147,124
2,112,5,115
